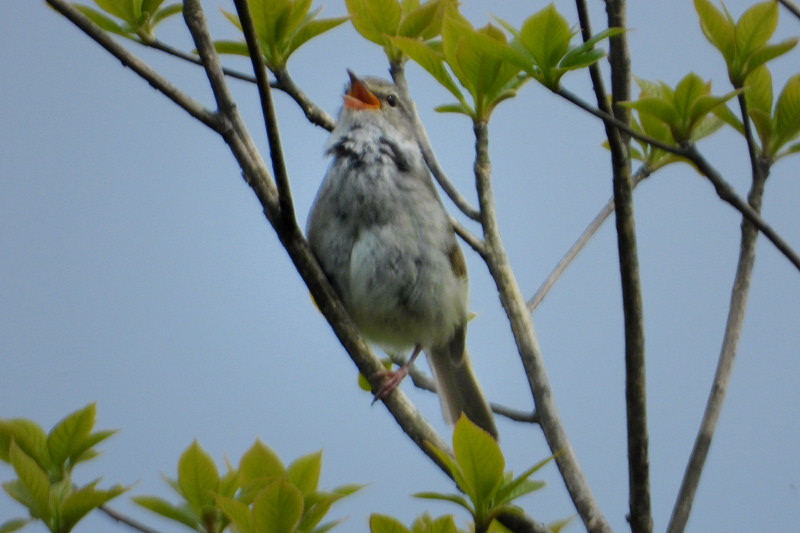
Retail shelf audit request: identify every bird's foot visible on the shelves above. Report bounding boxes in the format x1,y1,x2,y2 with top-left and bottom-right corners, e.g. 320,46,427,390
371,365,411,404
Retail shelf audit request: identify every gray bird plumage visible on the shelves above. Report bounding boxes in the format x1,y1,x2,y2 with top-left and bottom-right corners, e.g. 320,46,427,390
307,72,498,439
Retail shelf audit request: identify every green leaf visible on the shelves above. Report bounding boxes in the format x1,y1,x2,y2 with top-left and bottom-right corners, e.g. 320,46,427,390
71,429,116,467
495,455,552,506
177,440,219,516
369,513,412,533
735,0,778,56
287,451,322,496
74,4,131,36
713,102,745,135
239,440,285,489
518,4,572,72
94,0,133,24
346,0,401,46
745,64,773,115
744,38,799,79
773,74,800,152
0,419,50,471
0,519,30,533
391,37,465,104
547,516,574,533
59,481,127,532
47,403,95,472
151,3,182,28
252,478,304,533
413,491,472,512
694,0,735,61
133,495,199,529
398,0,443,38
411,513,459,533
213,40,252,56
452,416,504,506
434,102,473,115
8,443,51,521
622,96,678,125
217,496,255,533
289,16,349,56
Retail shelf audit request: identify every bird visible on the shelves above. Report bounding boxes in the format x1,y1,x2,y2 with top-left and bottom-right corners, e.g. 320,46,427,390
306,70,498,439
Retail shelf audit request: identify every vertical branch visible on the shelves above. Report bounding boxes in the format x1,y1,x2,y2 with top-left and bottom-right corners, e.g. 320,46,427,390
232,0,296,228
473,121,612,533
667,95,770,533
603,0,652,530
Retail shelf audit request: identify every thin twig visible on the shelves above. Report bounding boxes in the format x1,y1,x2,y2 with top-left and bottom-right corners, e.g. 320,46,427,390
779,0,800,20
555,88,800,273
473,120,612,533
149,39,258,83
45,0,219,131
233,0,296,226
527,165,652,311
667,94,770,533
390,62,481,221
99,504,163,533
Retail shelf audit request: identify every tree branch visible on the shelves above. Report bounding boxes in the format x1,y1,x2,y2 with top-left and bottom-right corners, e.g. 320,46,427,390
44,0,219,131
779,0,800,20
99,504,163,533
527,165,652,311
390,62,481,221
667,95,770,533
595,2,653,530
473,121,612,533
232,0,295,227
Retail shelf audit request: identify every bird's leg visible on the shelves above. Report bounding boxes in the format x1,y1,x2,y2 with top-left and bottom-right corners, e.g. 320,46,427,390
371,345,423,404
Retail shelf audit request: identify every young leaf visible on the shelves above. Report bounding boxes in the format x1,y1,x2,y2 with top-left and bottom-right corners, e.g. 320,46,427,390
735,0,778,56
59,481,127,532
0,518,30,533
239,439,285,488
369,513,412,533
133,495,199,530
773,74,800,153
287,450,323,496
411,513,459,533
390,36,465,103
413,491,472,512
8,443,51,521
217,496,255,533
252,478,304,533
74,5,131,37
47,403,96,471
177,440,220,515
694,0,735,61
452,416,504,506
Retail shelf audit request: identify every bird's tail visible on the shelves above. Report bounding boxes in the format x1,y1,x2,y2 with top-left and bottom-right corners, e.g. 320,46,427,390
427,346,498,440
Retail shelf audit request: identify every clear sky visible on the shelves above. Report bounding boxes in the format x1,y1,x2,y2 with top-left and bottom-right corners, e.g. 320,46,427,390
2,1,799,532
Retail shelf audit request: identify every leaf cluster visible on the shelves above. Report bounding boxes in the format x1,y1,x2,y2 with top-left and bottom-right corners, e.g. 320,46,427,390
346,0,451,63
694,0,797,87
0,404,125,533
416,417,559,533
71,0,181,43
216,0,347,70
134,439,362,533
497,4,622,91
622,73,736,155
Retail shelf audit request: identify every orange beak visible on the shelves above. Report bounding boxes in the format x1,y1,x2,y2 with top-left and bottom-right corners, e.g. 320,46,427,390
343,69,380,110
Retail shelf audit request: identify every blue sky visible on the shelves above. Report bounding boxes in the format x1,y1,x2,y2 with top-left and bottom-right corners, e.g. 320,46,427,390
2,1,799,532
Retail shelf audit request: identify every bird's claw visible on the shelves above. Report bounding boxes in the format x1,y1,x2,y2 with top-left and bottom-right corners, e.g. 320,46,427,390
371,366,410,404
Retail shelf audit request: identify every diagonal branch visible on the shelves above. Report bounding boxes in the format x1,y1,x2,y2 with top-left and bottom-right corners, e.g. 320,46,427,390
667,94,770,533
45,0,218,131
232,0,295,226
778,0,800,19
390,62,481,221
527,165,652,311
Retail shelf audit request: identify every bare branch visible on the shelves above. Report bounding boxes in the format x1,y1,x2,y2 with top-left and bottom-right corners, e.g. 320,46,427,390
779,0,800,20
45,0,219,131
149,39,258,83
233,0,295,226
668,94,771,533
473,121,612,533
99,504,163,533
528,166,652,312
390,62,481,221
590,2,653,529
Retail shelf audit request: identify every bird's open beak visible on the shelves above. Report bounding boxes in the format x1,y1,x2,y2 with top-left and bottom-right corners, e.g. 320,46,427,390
344,69,381,110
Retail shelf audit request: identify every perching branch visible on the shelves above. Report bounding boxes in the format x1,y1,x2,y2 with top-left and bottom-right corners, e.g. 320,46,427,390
99,504,163,533
473,120,612,533
779,0,800,20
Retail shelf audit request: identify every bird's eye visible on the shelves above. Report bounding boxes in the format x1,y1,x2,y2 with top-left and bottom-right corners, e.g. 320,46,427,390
385,94,398,107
